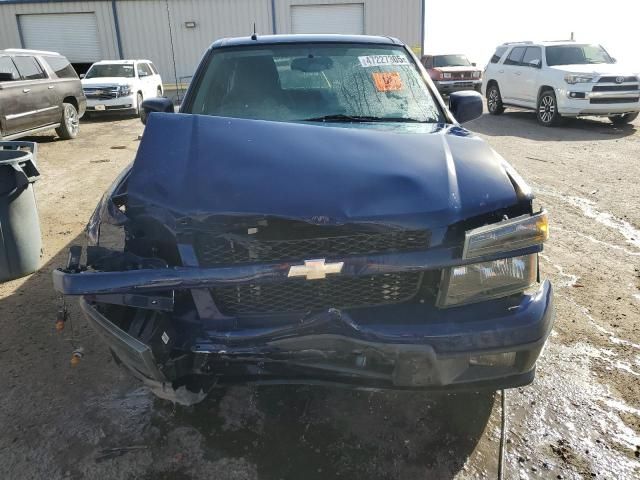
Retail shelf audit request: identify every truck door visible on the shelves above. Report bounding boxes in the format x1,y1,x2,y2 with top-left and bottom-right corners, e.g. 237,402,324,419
137,62,155,99
516,47,543,106
12,55,60,130
0,56,24,136
500,46,526,102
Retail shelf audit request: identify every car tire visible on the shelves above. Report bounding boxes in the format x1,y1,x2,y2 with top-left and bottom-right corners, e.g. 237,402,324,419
537,89,562,127
137,92,147,122
609,112,638,125
55,102,80,140
157,86,162,97
486,84,505,115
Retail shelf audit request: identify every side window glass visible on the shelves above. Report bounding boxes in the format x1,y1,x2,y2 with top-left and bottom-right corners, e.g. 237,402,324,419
13,56,47,80
490,47,507,64
137,63,152,77
522,47,542,67
504,47,525,66
43,56,78,78
0,56,20,81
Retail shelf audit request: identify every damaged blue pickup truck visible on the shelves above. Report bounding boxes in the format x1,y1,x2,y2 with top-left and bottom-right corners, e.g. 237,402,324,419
53,35,553,404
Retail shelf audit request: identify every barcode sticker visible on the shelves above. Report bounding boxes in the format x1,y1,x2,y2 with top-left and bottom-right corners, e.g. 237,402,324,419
358,55,410,68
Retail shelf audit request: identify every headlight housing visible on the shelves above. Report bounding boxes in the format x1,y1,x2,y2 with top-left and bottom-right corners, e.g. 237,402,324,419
564,73,595,84
437,254,538,308
437,212,548,308
472,71,481,79
463,211,548,260
443,72,452,79
118,84,133,96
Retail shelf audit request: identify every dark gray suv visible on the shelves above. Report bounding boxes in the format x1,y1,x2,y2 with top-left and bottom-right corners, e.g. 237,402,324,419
0,49,86,140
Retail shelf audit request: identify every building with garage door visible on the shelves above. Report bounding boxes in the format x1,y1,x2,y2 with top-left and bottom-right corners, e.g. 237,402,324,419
0,0,425,87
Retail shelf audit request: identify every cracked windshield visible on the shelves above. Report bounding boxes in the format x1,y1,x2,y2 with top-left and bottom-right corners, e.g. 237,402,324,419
189,44,443,123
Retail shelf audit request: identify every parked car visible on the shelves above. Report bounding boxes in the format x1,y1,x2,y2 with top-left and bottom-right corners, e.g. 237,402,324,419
54,35,553,405
482,41,640,126
81,60,163,120
422,54,482,94
0,48,85,140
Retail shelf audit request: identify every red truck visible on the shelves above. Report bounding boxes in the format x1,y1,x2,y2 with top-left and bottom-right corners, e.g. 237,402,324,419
422,54,482,95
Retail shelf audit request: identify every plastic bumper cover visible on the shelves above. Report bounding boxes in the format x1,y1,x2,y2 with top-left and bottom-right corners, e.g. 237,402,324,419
435,80,482,93
86,95,137,112
78,280,554,391
556,87,640,116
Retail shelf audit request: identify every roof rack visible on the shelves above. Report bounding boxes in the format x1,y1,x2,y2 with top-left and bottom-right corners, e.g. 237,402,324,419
543,39,576,42
502,41,533,45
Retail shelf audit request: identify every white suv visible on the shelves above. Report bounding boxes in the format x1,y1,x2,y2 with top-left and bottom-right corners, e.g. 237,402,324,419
81,60,163,119
482,42,640,126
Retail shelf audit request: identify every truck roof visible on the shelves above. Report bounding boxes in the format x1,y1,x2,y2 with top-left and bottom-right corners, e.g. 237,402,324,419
92,59,153,64
211,34,403,49
1,48,61,56
500,40,586,47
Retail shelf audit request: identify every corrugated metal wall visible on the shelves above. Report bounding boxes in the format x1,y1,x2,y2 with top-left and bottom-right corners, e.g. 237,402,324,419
273,0,422,51
0,1,120,59
0,0,423,84
116,0,272,83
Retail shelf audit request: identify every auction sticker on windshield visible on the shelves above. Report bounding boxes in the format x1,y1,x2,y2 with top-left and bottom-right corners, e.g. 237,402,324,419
372,72,403,92
359,55,410,68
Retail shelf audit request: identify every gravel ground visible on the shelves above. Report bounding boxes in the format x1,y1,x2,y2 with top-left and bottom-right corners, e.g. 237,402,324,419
0,110,638,480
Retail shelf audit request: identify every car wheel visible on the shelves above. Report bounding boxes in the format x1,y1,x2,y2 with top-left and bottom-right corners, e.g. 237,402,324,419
487,84,505,115
609,112,638,125
137,92,146,121
157,86,162,97
537,89,562,127
55,102,80,140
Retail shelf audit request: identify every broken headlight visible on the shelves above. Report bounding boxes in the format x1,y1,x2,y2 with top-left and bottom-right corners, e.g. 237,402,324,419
462,211,548,260
437,254,538,308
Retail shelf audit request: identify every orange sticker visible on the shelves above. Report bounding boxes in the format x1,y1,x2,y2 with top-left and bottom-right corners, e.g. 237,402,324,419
372,72,403,92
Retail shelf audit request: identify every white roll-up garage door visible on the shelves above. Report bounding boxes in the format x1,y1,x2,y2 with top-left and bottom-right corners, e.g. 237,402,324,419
18,13,102,63
291,4,365,35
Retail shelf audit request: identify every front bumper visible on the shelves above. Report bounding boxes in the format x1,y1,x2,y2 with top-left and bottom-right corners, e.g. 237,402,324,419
85,94,137,113
556,87,640,116
77,279,554,392
435,79,482,94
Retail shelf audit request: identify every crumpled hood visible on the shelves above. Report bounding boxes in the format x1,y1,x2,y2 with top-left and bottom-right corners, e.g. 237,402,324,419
126,113,522,228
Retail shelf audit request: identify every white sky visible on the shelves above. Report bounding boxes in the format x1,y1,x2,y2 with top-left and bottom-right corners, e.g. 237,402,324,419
424,0,640,67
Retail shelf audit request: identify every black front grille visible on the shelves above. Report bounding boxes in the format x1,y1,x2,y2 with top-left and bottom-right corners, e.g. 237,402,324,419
592,85,639,92
83,88,118,99
211,272,423,316
590,97,639,104
194,230,430,266
598,76,637,83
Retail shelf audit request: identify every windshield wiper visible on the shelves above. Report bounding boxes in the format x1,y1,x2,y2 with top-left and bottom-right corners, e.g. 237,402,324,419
301,114,429,123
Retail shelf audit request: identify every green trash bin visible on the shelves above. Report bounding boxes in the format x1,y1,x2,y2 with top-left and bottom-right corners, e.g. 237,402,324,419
0,141,42,282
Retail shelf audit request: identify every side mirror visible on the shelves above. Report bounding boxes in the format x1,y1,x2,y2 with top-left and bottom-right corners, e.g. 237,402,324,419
449,91,483,124
79,73,86,79
141,97,174,125
472,62,477,67
528,59,542,68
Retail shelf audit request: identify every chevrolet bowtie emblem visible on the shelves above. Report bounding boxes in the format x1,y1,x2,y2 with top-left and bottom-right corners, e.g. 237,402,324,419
288,259,344,280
